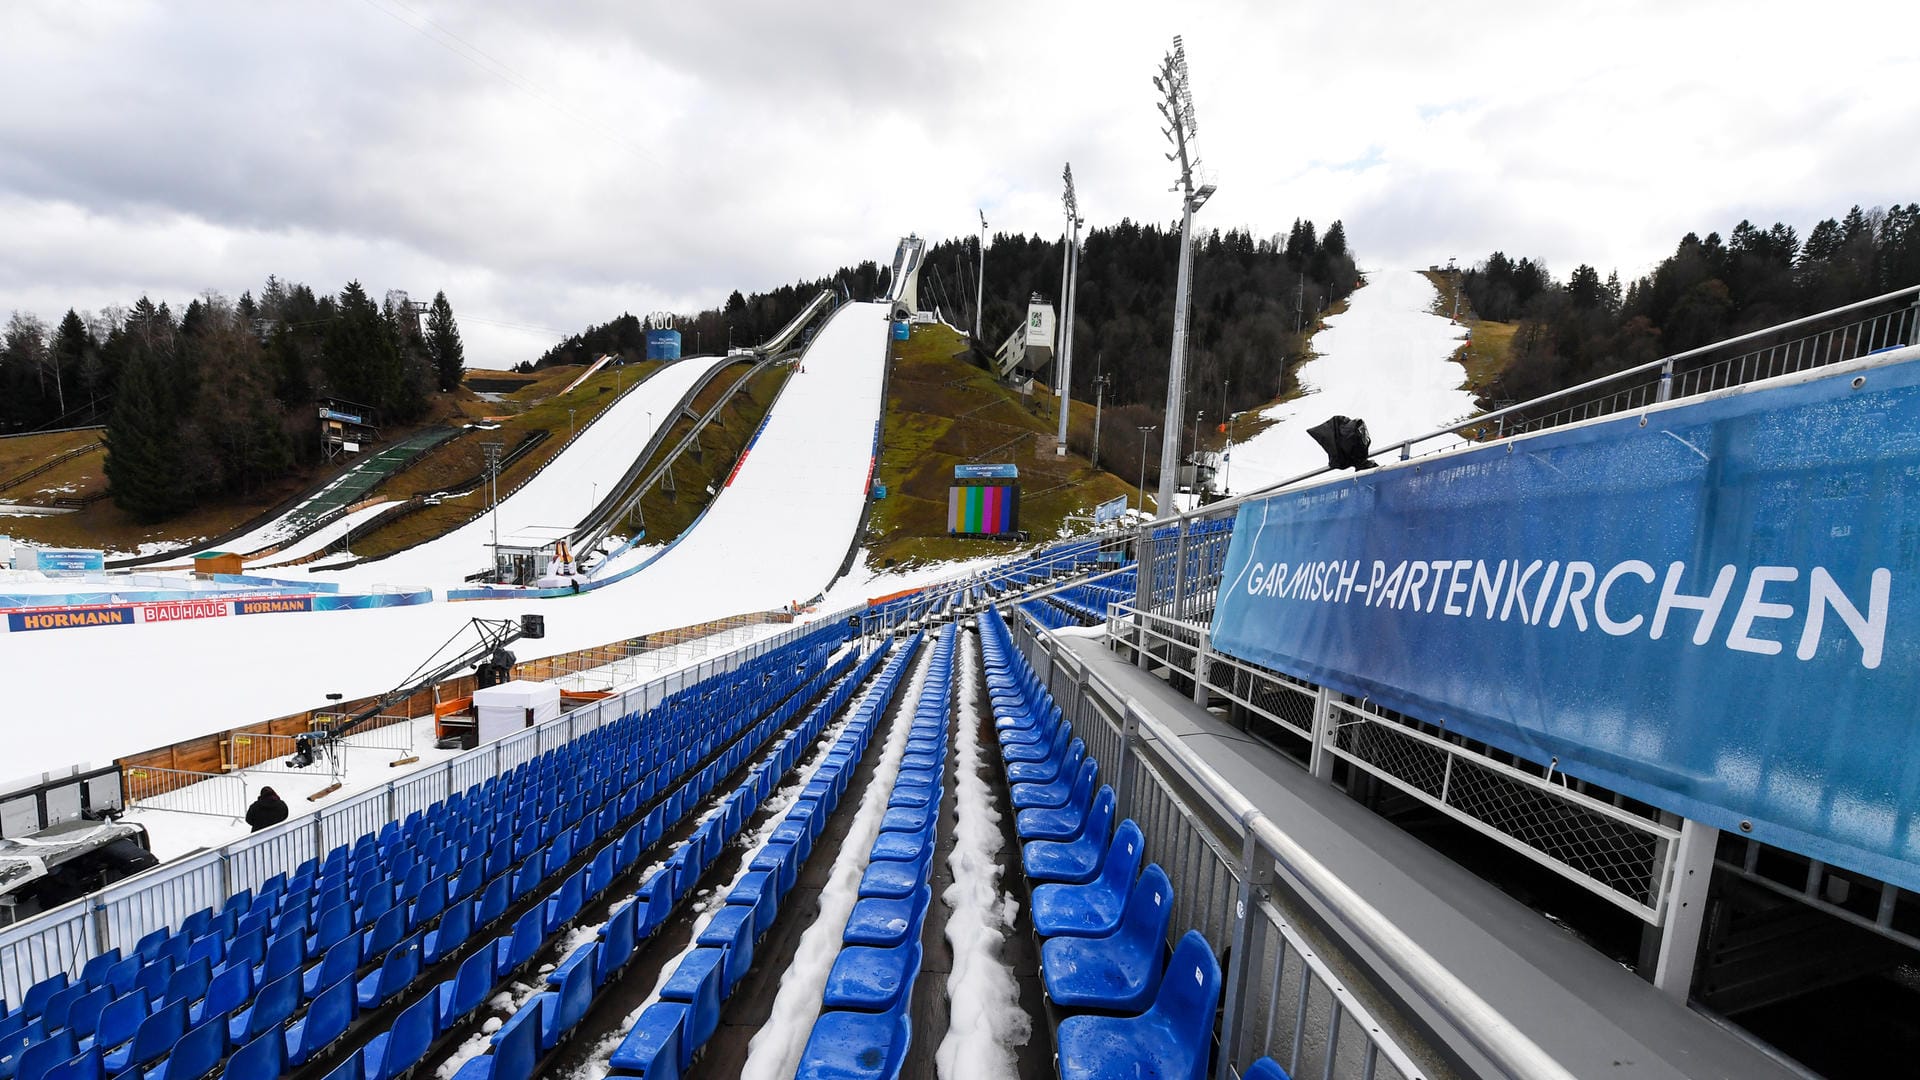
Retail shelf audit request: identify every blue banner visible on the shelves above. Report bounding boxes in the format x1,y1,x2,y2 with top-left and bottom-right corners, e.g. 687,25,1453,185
1210,354,1920,888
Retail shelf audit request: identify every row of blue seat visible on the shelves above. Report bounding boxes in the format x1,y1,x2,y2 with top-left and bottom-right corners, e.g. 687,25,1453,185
0,623,857,1080
1045,572,1136,626
601,630,929,1080
979,606,1227,1080
329,628,883,1080
792,622,959,1080
456,633,926,1080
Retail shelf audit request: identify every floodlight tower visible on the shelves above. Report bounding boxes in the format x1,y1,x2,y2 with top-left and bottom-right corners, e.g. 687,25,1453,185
975,210,988,342
1153,35,1215,515
1056,164,1084,455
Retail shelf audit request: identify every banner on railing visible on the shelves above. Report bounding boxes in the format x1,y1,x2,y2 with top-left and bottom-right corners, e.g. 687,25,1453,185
1209,354,1920,889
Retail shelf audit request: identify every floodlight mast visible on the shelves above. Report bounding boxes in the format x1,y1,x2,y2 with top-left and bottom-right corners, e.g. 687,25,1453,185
1056,164,1083,455
975,210,988,342
1154,34,1213,516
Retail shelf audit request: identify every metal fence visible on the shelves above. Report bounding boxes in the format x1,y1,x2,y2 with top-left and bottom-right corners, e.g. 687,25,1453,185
1013,615,1574,1080
1106,600,1679,924
0,605,859,1006
121,766,249,820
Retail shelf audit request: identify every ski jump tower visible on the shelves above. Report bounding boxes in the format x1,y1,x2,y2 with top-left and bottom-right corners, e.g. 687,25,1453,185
888,234,926,323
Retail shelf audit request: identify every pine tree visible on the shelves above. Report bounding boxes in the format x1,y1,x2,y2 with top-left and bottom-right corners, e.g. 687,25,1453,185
104,300,190,521
426,291,466,391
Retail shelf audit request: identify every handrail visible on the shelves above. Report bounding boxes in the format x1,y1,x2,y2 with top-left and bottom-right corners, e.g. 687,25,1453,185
1116,698,1576,1079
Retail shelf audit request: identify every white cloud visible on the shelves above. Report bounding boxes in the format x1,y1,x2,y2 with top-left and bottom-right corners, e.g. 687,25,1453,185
0,0,1912,366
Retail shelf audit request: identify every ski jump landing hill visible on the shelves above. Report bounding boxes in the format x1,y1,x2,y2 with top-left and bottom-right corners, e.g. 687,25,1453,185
5,301,893,779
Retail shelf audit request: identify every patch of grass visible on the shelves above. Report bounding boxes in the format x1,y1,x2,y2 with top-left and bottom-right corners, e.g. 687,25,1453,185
865,323,1139,570
0,428,102,481
1420,269,1517,393
346,361,661,559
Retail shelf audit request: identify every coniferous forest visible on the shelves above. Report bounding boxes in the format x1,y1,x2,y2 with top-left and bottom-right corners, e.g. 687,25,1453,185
0,279,464,521
544,218,1358,429
1463,202,1920,407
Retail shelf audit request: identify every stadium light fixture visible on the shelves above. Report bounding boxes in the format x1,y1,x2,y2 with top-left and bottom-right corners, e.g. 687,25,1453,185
1153,33,1213,515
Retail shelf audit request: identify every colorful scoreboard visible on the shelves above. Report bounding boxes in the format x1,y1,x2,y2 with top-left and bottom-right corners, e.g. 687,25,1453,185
948,464,1021,538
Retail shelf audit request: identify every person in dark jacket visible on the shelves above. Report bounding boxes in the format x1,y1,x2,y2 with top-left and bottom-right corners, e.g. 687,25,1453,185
246,786,289,832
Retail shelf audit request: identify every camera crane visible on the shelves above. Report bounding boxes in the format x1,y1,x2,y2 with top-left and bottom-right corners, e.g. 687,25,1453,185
289,614,546,767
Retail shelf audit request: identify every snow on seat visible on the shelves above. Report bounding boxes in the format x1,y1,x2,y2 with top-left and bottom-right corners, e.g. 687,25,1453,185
793,996,911,1080
842,884,931,950
1031,821,1145,939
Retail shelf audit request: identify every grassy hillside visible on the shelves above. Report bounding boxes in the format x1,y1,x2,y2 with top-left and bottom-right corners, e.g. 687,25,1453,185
1423,269,1517,393
868,323,1140,567
344,361,661,560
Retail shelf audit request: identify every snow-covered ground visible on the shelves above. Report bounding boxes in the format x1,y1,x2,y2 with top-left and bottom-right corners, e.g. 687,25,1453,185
1224,269,1477,497
252,499,402,566
4,304,891,779
310,353,735,586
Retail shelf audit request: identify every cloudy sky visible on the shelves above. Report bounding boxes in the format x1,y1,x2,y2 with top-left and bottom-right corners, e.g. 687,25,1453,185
2,0,1912,367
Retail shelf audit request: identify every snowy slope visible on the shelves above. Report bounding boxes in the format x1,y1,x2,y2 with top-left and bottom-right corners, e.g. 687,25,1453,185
315,354,736,585
1225,270,1477,496
3,306,889,778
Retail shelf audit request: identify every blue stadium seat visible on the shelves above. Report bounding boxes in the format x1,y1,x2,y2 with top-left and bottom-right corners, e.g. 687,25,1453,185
81,953,122,994
306,905,352,959
596,901,639,984
1010,740,1088,809
319,1050,362,1080
473,876,510,929
436,948,494,1028
1023,787,1116,885
491,909,543,979
301,940,357,1003
284,976,353,1067
102,999,182,1077
530,944,595,1052
42,1048,99,1080
822,941,922,1013
748,843,798,901
842,885,930,949
64,990,109,1046
81,992,143,1056
1243,1057,1292,1080
1031,821,1145,939
543,870,586,933
1041,865,1174,1012
608,1002,687,1078
449,996,539,1080
228,970,298,1048
657,950,725,1058
793,995,911,1080
359,907,406,967
1016,760,1100,841
857,854,930,901
356,935,421,1011
696,907,757,998
140,1013,224,1080
424,898,471,966
725,873,776,940
17,1031,72,1080
361,991,438,1080
22,977,69,1021
866,819,936,863
161,963,210,1016
1053,930,1221,1080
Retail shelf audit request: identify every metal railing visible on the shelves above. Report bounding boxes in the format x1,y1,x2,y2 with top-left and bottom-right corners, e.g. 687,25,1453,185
120,767,249,820
0,604,862,1005
1012,615,1574,1080
1107,600,1679,923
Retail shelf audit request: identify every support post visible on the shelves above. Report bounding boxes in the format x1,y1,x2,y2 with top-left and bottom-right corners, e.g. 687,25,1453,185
1115,701,1144,819
1215,820,1271,1080
1308,686,1336,782
1192,627,1210,706
1652,817,1719,1000
1171,516,1191,619
1656,358,1675,402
